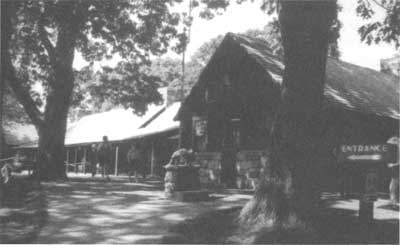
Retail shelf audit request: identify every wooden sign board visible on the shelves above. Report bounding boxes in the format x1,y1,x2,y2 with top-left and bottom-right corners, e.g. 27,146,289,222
337,144,396,163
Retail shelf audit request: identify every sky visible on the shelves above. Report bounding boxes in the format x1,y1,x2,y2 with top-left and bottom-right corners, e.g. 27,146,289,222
74,0,398,71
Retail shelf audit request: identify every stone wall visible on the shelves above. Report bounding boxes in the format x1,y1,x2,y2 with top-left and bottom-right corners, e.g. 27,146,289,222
236,150,269,189
195,152,222,189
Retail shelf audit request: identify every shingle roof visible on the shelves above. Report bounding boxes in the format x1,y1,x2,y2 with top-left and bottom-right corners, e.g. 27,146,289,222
181,33,399,120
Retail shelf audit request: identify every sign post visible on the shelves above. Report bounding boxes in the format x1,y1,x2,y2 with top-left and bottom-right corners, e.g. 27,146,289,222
359,170,378,223
336,143,397,224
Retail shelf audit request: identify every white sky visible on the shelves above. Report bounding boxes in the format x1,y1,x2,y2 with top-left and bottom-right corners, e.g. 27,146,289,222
74,0,398,71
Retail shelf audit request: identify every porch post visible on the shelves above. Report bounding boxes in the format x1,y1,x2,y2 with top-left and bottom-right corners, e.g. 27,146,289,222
74,148,78,173
150,141,155,176
83,148,87,174
32,151,37,175
114,145,119,176
66,148,69,174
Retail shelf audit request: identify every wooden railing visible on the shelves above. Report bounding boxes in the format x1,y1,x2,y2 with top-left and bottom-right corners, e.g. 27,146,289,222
0,157,15,164
65,160,92,174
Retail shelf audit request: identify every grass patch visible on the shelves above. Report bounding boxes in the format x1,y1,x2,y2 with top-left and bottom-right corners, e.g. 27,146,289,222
0,177,47,243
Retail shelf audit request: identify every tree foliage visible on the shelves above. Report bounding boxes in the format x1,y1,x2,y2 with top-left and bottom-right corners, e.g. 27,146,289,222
6,0,186,115
357,0,400,48
2,87,30,126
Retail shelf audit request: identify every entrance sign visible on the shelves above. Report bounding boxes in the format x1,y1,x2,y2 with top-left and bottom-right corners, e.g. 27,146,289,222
335,141,398,225
337,144,393,163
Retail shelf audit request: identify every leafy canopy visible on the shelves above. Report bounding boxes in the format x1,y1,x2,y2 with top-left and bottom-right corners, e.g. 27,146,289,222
8,0,230,117
357,0,400,48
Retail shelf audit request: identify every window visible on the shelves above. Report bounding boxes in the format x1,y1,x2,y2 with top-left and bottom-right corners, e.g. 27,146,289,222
192,116,207,152
205,84,217,103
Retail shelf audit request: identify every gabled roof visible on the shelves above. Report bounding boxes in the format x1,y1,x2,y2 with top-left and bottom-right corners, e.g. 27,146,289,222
16,88,180,148
64,104,165,145
123,102,180,141
64,88,178,145
178,33,399,120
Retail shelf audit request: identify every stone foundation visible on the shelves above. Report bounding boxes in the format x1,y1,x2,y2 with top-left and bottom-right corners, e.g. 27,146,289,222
236,150,269,189
190,150,269,190
195,152,222,189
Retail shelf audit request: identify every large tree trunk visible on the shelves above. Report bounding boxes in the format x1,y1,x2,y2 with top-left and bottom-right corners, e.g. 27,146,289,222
240,0,337,235
36,82,72,180
2,1,80,181
34,6,77,181
0,63,3,159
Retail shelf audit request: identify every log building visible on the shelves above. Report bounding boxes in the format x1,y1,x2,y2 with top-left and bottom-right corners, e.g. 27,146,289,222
176,33,399,192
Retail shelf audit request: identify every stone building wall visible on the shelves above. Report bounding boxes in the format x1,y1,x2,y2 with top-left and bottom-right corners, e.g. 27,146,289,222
236,150,269,189
195,152,222,189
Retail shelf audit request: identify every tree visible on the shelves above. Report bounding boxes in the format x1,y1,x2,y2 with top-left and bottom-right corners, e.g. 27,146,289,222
1,1,179,180
244,19,341,59
2,85,31,125
237,1,337,238
357,0,400,48
0,63,3,158
149,58,183,87
0,84,31,157
68,60,166,123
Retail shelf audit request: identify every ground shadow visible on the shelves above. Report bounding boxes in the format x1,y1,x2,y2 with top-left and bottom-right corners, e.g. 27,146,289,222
165,194,399,244
34,176,251,244
0,177,48,243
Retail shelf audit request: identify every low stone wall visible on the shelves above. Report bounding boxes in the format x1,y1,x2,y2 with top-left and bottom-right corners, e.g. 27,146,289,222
236,150,269,189
195,152,222,189
193,150,269,190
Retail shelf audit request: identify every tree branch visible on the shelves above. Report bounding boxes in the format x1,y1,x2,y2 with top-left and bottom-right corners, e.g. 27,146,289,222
4,71,45,129
369,0,391,11
38,14,57,66
1,1,44,129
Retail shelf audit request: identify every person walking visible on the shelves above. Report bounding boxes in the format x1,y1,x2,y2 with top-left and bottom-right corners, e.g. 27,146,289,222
387,136,399,204
97,136,113,181
127,142,144,182
88,144,98,177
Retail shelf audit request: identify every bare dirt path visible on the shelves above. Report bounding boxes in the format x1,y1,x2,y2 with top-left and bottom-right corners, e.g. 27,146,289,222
34,175,251,244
